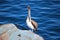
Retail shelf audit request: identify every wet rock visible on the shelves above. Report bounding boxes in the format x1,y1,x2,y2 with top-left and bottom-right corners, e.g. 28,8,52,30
0,24,44,40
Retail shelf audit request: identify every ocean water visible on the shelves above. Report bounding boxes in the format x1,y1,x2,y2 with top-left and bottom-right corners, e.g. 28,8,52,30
0,0,60,40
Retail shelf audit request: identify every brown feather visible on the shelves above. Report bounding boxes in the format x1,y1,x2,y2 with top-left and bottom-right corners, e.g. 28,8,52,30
31,20,38,30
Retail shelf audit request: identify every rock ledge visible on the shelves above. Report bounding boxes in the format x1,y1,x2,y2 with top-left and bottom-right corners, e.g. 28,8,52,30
0,24,44,40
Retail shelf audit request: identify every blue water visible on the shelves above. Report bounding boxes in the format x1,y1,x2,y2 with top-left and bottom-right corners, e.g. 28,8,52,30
0,0,60,40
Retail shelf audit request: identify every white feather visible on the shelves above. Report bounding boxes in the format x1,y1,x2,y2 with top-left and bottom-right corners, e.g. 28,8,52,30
26,18,34,29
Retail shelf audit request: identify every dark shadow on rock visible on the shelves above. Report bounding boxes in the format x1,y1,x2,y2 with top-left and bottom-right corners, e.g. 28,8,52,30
14,24,29,30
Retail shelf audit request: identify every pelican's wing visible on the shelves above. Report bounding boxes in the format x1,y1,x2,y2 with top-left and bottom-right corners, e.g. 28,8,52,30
31,20,38,30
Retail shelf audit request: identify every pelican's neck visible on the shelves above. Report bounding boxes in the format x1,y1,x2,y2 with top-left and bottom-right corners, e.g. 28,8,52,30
27,6,31,21
28,8,31,18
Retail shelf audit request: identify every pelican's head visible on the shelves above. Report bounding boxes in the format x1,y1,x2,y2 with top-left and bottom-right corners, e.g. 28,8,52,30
28,5,30,10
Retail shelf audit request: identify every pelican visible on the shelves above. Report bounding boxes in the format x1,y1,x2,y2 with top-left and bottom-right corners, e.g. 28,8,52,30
26,6,38,31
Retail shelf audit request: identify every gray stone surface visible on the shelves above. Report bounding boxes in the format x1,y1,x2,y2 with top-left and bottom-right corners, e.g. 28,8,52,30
0,24,44,40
